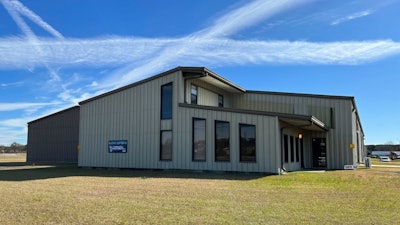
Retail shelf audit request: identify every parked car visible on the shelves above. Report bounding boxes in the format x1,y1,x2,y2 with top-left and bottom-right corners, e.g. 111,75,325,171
380,156,391,162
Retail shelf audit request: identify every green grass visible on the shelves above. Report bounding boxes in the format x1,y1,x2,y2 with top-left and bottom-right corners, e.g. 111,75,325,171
370,157,400,166
0,155,399,224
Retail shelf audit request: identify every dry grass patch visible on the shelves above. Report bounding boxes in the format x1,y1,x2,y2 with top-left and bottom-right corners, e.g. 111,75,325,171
0,166,399,224
0,153,26,163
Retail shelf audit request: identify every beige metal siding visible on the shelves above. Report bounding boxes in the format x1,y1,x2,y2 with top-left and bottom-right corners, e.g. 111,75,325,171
232,92,355,169
175,106,280,173
79,71,181,168
78,67,362,172
79,75,281,172
186,79,232,107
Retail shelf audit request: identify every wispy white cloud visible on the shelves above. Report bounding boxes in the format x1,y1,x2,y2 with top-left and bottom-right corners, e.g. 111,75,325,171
0,0,399,145
0,102,60,111
95,0,315,89
1,37,399,70
0,126,27,145
0,37,172,69
331,10,374,25
0,0,63,38
1,0,64,83
0,81,25,87
200,0,314,37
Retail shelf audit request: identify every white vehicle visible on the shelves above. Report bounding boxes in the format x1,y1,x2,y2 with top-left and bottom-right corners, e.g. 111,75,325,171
380,156,391,162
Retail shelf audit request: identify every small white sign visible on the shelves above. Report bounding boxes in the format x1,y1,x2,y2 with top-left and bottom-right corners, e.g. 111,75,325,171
344,165,357,170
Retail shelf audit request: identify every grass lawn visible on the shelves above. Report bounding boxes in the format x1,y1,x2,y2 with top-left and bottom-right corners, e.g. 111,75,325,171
370,157,400,166
0,154,399,224
0,153,26,164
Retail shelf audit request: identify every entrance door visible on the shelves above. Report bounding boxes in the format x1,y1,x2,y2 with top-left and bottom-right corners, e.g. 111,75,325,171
312,138,326,168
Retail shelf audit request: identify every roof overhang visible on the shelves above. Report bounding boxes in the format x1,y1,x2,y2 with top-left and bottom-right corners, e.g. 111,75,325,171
279,115,328,132
181,67,245,93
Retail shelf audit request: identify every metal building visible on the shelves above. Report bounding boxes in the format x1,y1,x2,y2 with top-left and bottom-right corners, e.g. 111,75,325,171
27,106,80,163
76,67,365,173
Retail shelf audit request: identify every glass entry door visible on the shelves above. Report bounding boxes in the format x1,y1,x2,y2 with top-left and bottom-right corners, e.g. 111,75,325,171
312,138,326,168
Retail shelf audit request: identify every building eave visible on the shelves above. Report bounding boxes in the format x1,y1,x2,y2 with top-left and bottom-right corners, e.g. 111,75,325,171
179,103,328,132
27,105,80,125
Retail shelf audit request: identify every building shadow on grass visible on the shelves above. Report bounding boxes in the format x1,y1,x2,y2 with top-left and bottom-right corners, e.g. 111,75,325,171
0,163,270,181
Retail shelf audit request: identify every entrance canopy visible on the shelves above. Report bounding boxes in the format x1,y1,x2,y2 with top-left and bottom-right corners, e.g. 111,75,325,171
279,115,328,132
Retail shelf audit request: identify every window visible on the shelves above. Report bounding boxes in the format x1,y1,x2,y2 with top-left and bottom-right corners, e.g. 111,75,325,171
193,118,206,161
191,85,198,104
330,107,335,129
215,121,230,161
218,94,224,107
239,124,256,162
161,83,172,119
160,131,172,160
290,136,295,162
295,137,300,163
284,135,289,163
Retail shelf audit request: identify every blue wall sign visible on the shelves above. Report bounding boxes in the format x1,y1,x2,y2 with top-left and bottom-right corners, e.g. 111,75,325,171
108,140,128,153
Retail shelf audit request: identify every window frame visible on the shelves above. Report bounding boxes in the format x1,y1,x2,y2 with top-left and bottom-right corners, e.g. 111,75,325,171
190,84,198,104
290,135,295,162
218,94,224,107
160,130,173,161
160,82,173,120
295,137,300,163
192,118,206,161
214,120,230,162
284,134,289,163
239,123,256,162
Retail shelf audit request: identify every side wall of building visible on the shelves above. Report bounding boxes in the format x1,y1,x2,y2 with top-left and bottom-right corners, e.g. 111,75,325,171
78,71,182,168
78,69,363,171
232,92,358,169
78,71,281,173
174,106,280,173
27,106,79,163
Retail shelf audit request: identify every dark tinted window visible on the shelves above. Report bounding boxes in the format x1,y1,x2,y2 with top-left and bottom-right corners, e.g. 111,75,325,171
191,85,198,104
218,94,223,107
160,131,172,160
215,121,230,161
193,118,206,161
284,135,289,163
161,83,173,119
290,136,295,162
239,124,256,162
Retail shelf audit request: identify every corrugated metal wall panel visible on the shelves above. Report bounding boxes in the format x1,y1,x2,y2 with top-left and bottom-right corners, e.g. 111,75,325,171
187,79,232,108
79,71,181,168
232,92,356,170
79,68,361,172
27,106,79,163
174,107,280,173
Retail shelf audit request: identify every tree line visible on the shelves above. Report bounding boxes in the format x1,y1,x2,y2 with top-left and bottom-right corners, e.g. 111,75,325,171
0,142,27,153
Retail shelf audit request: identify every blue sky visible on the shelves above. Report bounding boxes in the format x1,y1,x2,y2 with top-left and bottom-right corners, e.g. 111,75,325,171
0,0,399,145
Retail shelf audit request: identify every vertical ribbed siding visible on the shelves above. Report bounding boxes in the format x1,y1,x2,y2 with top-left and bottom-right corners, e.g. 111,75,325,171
175,106,280,173
79,71,181,168
78,68,362,172
187,79,232,107
232,92,356,170
27,106,79,163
